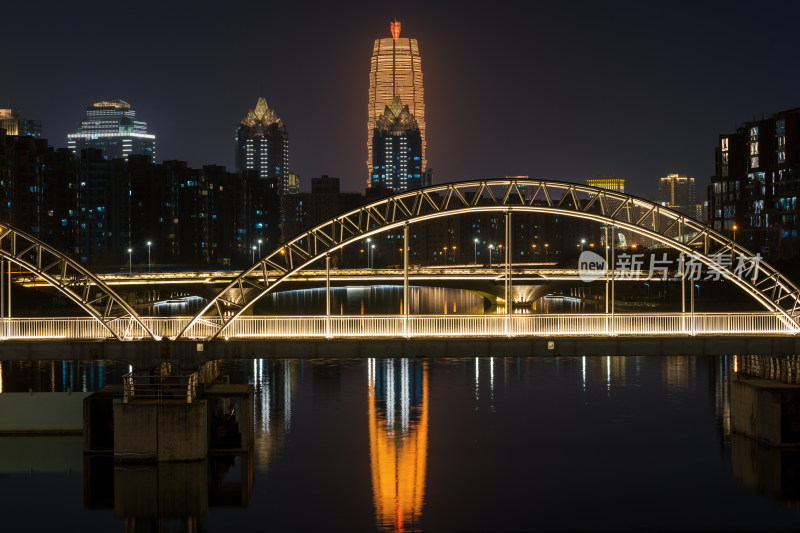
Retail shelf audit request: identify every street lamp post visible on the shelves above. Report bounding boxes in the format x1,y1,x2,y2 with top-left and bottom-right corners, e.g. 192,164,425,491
474,238,479,265
370,244,375,268
581,238,586,252
252,245,256,263
128,248,132,275
451,246,456,264
488,245,494,267
732,224,738,242
442,246,447,264
366,238,371,268
258,239,262,256
147,241,152,272
544,243,549,260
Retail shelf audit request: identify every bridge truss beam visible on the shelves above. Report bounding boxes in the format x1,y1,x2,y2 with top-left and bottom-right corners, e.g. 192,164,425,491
0,223,158,340
176,179,800,341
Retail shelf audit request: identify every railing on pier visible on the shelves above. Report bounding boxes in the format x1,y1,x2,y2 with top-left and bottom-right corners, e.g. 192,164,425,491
734,355,800,384
121,360,221,403
0,312,795,341
122,370,199,403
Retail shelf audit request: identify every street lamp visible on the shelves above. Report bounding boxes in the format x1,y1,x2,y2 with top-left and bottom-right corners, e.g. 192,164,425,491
128,248,132,275
532,243,537,258
732,224,738,242
370,244,376,268
258,239,262,256
147,241,152,272
442,246,447,264
544,243,549,260
474,238,479,265
252,245,257,263
488,245,494,267
644,282,650,297
451,246,456,264
581,238,586,252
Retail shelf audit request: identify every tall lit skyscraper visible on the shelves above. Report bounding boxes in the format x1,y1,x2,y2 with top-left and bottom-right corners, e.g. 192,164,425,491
67,100,155,162
371,96,426,192
235,97,294,195
367,20,425,188
658,173,696,217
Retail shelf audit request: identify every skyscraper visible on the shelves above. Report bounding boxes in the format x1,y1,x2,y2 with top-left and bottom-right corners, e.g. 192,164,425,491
371,96,425,192
0,108,41,137
367,20,425,188
235,97,294,195
67,100,156,162
658,174,697,218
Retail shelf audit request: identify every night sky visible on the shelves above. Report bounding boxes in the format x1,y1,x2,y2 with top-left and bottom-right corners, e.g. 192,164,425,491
3,1,800,198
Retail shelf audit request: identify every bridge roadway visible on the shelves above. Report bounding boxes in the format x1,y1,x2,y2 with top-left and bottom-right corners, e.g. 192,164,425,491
19,265,685,303
0,312,799,362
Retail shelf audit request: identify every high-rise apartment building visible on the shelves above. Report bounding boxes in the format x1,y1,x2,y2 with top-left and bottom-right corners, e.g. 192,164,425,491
367,20,425,188
709,108,800,258
0,109,41,137
371,96,427,192
67,100,155,163
658,174,696,217
235,97,294,195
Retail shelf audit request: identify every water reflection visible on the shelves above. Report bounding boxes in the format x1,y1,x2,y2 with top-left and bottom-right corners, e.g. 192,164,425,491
368,358,428,532
250,359,297,474
83,453,254,532
261,286,483,315
3,355,800,530
0,360,129,393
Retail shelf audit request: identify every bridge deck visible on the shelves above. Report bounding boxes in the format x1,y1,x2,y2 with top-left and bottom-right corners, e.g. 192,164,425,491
0,313,795,341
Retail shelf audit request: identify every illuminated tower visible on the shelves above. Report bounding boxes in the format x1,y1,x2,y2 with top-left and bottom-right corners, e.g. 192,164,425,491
371,96,425,192
367,20,425,188
67,99,155,162
235,97,294,195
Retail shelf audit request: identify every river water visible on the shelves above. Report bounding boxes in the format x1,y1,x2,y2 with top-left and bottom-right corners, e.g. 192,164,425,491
1,354,799,532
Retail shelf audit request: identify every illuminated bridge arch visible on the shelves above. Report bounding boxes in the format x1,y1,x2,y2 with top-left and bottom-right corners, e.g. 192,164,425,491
177,179,800,341
0,223,158,340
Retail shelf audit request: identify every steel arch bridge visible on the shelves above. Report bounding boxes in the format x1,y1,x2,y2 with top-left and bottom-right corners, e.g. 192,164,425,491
176,179,800,341
0,223,158,340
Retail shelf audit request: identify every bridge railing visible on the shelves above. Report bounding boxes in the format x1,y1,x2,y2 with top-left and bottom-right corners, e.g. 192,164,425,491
0,313,795,340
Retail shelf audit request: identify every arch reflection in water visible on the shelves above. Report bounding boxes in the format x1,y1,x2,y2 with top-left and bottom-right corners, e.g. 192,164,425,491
367,358,428,532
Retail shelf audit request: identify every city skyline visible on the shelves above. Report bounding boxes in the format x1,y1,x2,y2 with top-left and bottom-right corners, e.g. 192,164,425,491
3,2,800,199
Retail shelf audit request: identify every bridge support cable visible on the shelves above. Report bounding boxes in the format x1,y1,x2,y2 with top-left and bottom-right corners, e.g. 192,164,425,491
604,226,609,334
611,226,616,333
325,253,332,339
505,211,512,336
178,179,800,341
0,222,158,340
1,260,4,337
403,222,410,338
680,224,686,331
